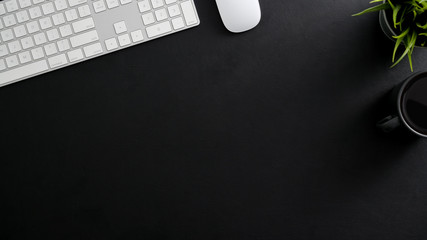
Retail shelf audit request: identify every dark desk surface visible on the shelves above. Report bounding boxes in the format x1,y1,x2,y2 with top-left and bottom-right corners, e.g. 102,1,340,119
2,0,427,239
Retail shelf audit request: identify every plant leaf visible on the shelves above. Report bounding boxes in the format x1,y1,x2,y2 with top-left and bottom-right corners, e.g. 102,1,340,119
392,34,404,62
352,3,391,16
393,5,402,28
391,31,417,70
392,27,410,39
408,49,413,72
416,21,427,28
407,35,416,71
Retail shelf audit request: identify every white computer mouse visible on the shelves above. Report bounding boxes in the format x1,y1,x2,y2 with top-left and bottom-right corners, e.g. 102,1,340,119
216,0,261,33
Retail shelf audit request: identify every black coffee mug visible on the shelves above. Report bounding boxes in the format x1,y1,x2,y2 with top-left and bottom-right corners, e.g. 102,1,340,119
377,72,427,137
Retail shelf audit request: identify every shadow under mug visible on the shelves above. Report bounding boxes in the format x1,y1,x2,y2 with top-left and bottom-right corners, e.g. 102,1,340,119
377,72,427,137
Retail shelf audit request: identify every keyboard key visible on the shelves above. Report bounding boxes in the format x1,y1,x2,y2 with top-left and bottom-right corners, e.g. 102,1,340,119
0,44,8,57
46,28,60,41
48,54,67,68
146,21,171,38
171,17,184,30
0,59,6,71
1,29,14,41
0,60,49,86
16,10,30,23
59,24,72,37
18,0,32,8
70,30,99,47
57,39,70,51
141,12,155,25
54,0,68,11
6,0,19,13
168,4,180,17
68,0,87,7
31,47,44,59
8,41,22,53
39,17,52,29
78,5,91,17
83,42,102,57
181,1,197,26
18,51,32,64
33,32,47,45
65,9,78,21
118,33,130,46
120,0,132,5
150,0,163,9
21,36,34,49
93,0,106,13
67,48,83,62
138,0,150,13
130,30,144,42
41,2,54,15
0,4,6,16
165,0,177,4
33,0,45,4
113,21,127,34
72,17,95,33
155,8,167,21
13,25,27,37
52,13,65,25
44,43,57,56
105,38,118,50
6,55,19,68
26,20,39,33
28,6,42,19
106,0,119,9
3,14,17,27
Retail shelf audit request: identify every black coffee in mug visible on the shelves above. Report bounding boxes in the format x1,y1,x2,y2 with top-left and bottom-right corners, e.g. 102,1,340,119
377,72,427,137
402,77,427,135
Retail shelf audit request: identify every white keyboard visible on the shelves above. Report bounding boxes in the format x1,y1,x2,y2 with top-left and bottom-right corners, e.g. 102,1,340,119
0,0,199,87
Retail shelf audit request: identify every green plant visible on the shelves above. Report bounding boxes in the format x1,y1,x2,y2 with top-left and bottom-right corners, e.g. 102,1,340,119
353,0,427,71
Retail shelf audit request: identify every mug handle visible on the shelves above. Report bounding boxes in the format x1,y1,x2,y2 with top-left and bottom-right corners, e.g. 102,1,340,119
376,115,401,133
